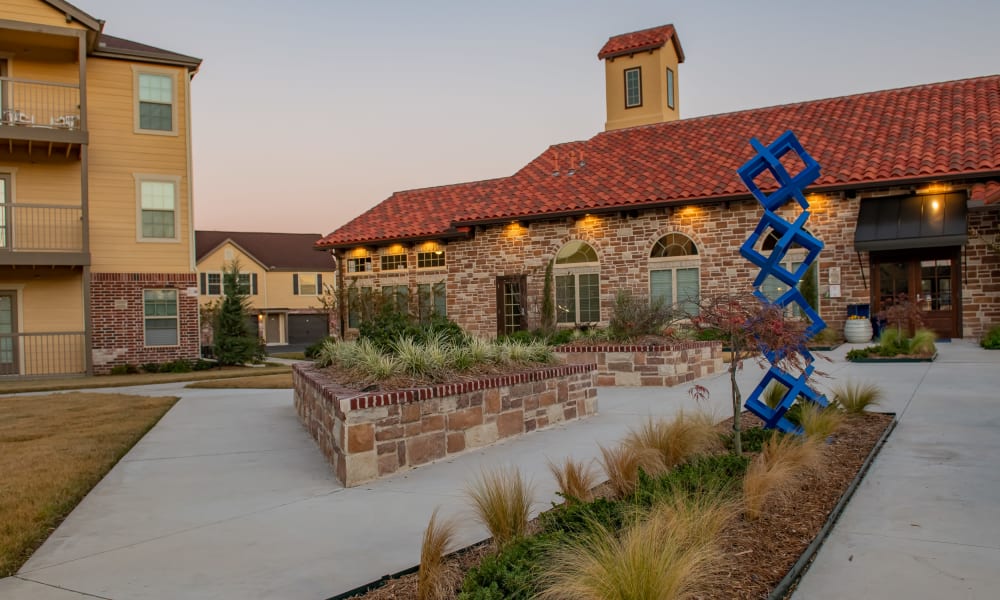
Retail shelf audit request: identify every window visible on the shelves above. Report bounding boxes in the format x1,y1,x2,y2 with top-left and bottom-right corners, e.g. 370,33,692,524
381,253,407,271
295,273,322,295
347,286,372,328
759,231,815,318
206,273,221,295
383,285,409,313
136,176,179,241
417,243,446,268
666,68,675,110
347,255,372,273
624,68,642,108
225,273,254,295
137,72,174,132
649,233,700,316
144,289,178,346
418,282,447,321
554,241,600,324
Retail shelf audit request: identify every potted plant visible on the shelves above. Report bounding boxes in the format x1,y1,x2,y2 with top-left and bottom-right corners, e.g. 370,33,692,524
844,315,872,343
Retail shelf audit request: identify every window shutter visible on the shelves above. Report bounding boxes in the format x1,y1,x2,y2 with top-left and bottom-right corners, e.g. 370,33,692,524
251,273,259,295
292,274,299,295
199,272,206,295
316,274,323,295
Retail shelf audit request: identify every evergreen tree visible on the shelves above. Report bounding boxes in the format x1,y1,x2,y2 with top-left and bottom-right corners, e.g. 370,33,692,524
213,260,262,365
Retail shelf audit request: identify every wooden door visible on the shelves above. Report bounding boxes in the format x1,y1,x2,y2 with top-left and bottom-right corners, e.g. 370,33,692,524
496,275,527,336
872,248,960,338
0,291,18,375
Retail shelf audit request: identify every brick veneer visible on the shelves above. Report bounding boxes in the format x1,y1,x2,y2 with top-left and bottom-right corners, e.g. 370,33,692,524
293,363,598,487
555,341,722,386
90,272,200,374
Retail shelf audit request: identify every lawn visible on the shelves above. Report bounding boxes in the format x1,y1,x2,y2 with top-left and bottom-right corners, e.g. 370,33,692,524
186,373,292,389
269,352,306,360
0,392,178,577
0,364,291,394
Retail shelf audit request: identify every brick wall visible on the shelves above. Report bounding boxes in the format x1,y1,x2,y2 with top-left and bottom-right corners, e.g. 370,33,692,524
90,272,200,373
555,341,722,386
294,363,598,487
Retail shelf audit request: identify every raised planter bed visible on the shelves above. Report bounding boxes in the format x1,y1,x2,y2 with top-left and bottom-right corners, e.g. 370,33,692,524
848,352,937,363
293,363,598,487
554,340,723,386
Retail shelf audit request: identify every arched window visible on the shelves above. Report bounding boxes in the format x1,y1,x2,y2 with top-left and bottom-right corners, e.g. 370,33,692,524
554,241,600,324
649,233,700,316
759,229,818,316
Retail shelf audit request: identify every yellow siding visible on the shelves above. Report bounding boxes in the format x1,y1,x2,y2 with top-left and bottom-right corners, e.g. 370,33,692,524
0,0,89,30
604,43,680,131
2,56,80,86
196,242,335,311
15,271,84,332
86,58,192,273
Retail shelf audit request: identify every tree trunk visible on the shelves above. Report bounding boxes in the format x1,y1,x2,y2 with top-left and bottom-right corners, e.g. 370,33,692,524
730,360,743,456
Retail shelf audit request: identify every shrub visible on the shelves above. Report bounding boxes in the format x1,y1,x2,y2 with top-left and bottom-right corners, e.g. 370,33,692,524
635,454,750,504
539,496,630,537
193,358,215,371
798,402,845,440
213,260,264,366
164,358,193,373
623,411,721,470
141,362,161,374
418,508,457,600
538,501,722,600
607,290,679,341
598,444,666,499
982,324,1000,349
459,531,563,600
304,336,336,359
466,467,534,548
548,457,599,504
109,364,138,375
909,328,937,355
722,427,776,453
831,380,884,414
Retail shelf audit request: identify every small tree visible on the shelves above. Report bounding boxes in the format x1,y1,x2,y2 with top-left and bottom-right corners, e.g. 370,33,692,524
213,260,262,365
690,293,813,456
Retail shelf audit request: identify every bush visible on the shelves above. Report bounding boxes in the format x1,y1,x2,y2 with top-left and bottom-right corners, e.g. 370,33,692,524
304,336,336,359
623,412,721,470
141,362,161,374
163,358,193,373
634,454,750,504
982,324,1000,349
466,467,534,548
109,364,138,375
193,358,215,371
831,380,883,414
607,290,679,341
723,427,777,453
459,531,563,600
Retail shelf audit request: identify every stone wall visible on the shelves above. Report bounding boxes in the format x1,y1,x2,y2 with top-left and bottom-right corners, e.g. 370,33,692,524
964,209,1000,337
90,272,200,374
294,363,598,487
555,341,723,386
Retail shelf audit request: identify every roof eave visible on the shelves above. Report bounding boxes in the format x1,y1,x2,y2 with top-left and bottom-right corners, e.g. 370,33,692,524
91,48,202,71
316,229,472,252
43,0,103,32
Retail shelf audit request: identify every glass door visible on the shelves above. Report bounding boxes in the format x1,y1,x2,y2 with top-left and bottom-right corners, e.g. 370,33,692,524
496,275,527,336
872,249,960,339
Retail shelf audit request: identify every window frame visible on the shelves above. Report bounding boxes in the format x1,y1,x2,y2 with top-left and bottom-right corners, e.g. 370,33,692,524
297,273,318,295
346,256,373,274
666,67,675,110
416,244,446,269
417,281,447,321
133,66,179,136
206,272,222,295
143,288,179,347
624,67,643,109
649,233,700,317
134,174,181,243
554,241,601,325
380,252,408,272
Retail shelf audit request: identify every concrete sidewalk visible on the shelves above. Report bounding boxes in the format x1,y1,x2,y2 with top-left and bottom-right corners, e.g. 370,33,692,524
1,342,998,599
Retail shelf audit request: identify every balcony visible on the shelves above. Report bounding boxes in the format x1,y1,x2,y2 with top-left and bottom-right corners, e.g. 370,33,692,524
0,331,87,377
0,203,88,266
0,77,87,157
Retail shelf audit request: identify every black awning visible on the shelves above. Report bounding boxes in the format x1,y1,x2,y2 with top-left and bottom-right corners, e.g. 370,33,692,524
854,192,967,252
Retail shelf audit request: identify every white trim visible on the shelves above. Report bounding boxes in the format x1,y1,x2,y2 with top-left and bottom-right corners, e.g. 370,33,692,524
134,173,182,243
142,288,180,348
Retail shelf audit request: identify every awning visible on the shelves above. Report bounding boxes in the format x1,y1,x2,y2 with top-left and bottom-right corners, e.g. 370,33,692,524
854,192,967,252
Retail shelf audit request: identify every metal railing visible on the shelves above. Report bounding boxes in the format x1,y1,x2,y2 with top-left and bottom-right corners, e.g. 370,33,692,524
0,203,83,252
0,332,87,377
0,77,82,130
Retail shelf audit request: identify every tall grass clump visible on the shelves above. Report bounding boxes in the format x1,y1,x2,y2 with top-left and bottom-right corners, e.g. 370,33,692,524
548,457,599,504
762,381,788,409
830,380,884,414
797,402,845,440
466,466,534,548
538,500,723,600
909,328,937,355
623,411,720,470
743,434,821,520
417,508,457,600
598,444,666,499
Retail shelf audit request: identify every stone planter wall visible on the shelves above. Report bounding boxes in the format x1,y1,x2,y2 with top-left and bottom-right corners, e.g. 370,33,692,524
554,341,723,386
293,363,598,487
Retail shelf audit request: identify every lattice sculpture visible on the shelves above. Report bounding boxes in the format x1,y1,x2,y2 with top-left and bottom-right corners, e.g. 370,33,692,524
737,131,828,433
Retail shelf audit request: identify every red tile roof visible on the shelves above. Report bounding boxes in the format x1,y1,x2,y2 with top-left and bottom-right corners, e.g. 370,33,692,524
196,231,333,270
598,24,684,62
318,75,1000,249
970,181,1000,205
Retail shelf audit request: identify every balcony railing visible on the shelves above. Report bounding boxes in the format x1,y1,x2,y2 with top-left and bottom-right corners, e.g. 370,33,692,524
0,77,81,130
0,203,84,253
0,332,87,377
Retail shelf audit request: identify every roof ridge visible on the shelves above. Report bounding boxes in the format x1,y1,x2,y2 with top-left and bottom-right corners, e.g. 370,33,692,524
598,73,1000,137
196,230,322,236
389,176,505,196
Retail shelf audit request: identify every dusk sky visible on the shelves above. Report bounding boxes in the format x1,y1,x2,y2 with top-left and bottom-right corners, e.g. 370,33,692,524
82,0,1000,236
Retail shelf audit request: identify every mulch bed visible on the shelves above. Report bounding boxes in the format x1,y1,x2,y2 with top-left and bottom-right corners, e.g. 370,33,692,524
318,361,558,393
345,412,894,600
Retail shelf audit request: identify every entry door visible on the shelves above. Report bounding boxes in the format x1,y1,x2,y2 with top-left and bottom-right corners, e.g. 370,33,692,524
0,291,18,375
496,275,527,336
265,314,282,344
872,248,960,338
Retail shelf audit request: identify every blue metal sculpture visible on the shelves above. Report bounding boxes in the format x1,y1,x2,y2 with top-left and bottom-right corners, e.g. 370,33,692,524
737,131,828,433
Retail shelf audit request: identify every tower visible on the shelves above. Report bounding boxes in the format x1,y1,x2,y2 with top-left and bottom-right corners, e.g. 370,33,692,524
598,24,684,131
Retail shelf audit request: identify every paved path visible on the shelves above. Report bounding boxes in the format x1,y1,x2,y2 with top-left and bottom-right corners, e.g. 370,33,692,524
1,342,997,599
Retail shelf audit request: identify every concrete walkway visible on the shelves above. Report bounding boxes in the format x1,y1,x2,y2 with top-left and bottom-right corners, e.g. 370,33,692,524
1,342,997,599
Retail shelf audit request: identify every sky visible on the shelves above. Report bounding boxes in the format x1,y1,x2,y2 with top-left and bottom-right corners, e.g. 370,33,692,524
80,0,1000,235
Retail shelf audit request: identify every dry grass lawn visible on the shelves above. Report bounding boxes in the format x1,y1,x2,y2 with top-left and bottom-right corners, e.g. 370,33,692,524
0,392,177,577
0,365,291,394
186,373,292,389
